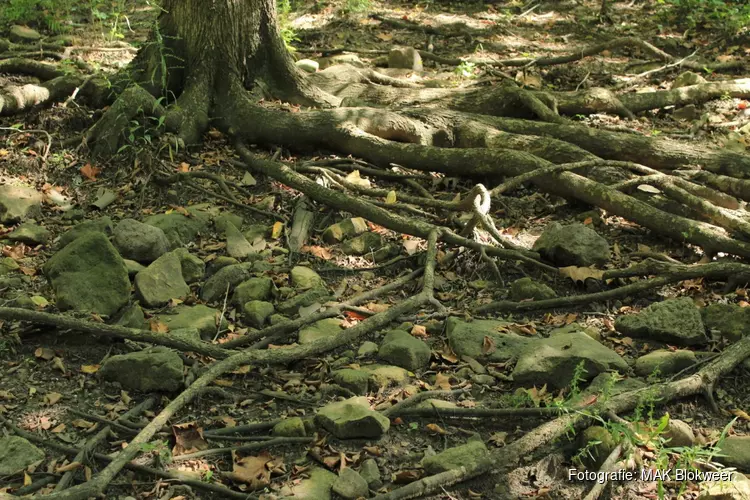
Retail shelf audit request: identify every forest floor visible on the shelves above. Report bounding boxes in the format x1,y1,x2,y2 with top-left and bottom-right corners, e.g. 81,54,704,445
1,1,750,499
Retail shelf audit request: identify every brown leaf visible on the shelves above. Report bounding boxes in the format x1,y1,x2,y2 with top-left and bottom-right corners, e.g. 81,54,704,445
178,162,190,172
172,422,209,456
410,325,427,337
35,347,55,361
302,245,333,260
559,266,604,283
481,335,496,355
44,392,62,406
729,408,750,421
393,469,421,484
80,364,100,374
149,319,170,333
71,419,94,429
426,423,447,435
227,451,273,490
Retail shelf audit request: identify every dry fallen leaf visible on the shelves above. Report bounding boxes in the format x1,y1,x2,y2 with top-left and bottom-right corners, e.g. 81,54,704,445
559,266,604,283
80,364,100,374
149,319,170,333
79,164,101,181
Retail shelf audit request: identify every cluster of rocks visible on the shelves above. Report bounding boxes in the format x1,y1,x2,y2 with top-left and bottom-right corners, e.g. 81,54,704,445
322,216,396,261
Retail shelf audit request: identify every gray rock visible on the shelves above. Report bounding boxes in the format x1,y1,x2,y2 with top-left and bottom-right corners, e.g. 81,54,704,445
43,232,130,316
315,396,390,439
359,458,382,489
512,331,628,389
615,297,706,346
388,46,423,71
298,318,342,344
299,318,343,344
296,59,320,73
200,262,254,302
718,436,750,471
233,277,274,305
156,304,224,340
422,440,490,475
671,71,707,89
172,248,205,283
277,287,330,315
7,222,51,245
144,210,210,248
673,104,698,121
59,217,113,248
99,347,183,392
134,252,190,308
341,232,383,256
415,399,459,410
9,25,41,43
322,217,368,244
332,369,371,395
113,218,170,263
532,222,609,267
664,419,695,448
243,300,275,328
273,417,307,437
114,303,146,329
358,341,379,358
363,364,410,390
225,221,257,260
373,243,399,262
290,266,324,289
702,303,750,342
510,277,556,301
243,224,269,242
378,330,431,371
0,436,45,475
332,467,369,500
0,184,43,224
446,317,531,362
635,349,696,377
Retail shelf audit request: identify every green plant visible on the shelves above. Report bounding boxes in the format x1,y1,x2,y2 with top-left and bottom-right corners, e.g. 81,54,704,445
1,0,75,33
454,61,477,79
277,0,299,51
658,0,750,38
342,0,371,14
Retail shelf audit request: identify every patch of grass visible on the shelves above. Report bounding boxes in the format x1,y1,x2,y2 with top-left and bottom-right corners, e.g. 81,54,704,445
658,0,750,38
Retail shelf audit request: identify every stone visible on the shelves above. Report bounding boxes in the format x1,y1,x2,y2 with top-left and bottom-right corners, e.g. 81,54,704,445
718,436,750,471
279,467,336,500
510,277,556,301
273,417,307,437
290,265,324,289
341,232,383,256
0,436,45,475
113,218,170,263
134,252,190,308
575,426,616,469
144,210,210,248
299,318,343,344
388,46,423,71
532,222,609,267
315,396,390,439
358,341,379,358
296,59,320,73
0,184,43,224
58,217,113,248
664,419,695,448
200,262,255,302
99,347,183,392
445,317,531,362
9,25,41,43
615,297,706,346
277,287,331,315
114,303,146,329
332,369,371,395
206,256,239,276
512,331,628,389
332,467,369,500
673,104,698,121
551,323,602,342
635,349,697,377
172,248,205,283
0,257,19,275
225,221,257,260
233,277,274,305
363,364,410,390
322,217,369,244
702,303,750,342
43,232,130,316
243,224,268,242
698,478,750,499
373,243,399,262
415,398,459,410
123,259,146,277
422,440,490,475
214,212,243,233
671,71,707,89
157,305,224,340
7,222,51,245
378,330,431,371
243,300,275,328
359,458,382,489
